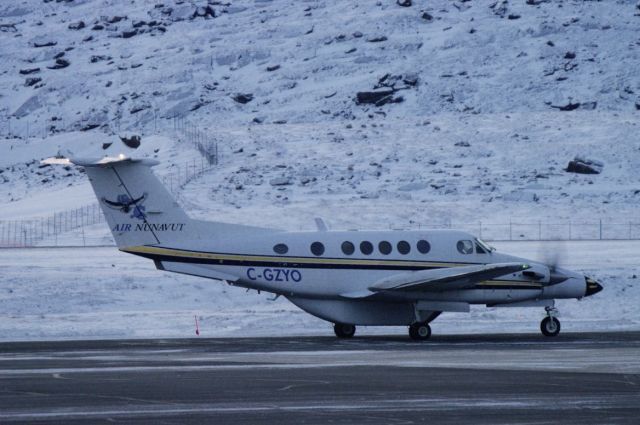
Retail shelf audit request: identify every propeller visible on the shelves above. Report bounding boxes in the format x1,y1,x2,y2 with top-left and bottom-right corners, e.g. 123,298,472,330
538,242,569,285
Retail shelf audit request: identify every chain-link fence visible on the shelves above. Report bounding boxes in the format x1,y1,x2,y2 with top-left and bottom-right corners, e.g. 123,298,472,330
1,114,218,247
402,220,640,241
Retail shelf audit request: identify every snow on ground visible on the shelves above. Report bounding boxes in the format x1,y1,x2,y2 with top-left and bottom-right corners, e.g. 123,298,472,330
0,241,637,342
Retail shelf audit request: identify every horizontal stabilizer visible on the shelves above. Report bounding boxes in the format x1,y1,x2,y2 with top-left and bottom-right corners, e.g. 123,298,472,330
42,151,159,168
369,262,531,293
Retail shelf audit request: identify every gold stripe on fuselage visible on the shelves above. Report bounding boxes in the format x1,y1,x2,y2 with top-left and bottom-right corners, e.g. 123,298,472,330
123,245,475,268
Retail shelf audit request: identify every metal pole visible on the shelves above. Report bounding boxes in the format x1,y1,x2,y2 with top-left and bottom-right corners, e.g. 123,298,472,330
599,219,602,240
538,221,542,240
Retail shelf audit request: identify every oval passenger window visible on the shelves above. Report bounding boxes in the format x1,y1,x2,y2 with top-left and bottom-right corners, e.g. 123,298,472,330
310,242,325,256
273,243,288,254
341,241,355,255
378,241,392,255
360,241,373,255
417,240,430,254
397,240,411,255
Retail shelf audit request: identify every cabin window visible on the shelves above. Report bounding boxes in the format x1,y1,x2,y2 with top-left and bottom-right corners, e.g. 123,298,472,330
417,240,431,254
360,241,373,255
310,241,325,256
457,240,474,255
341,241,355,255
397,240,411,255
475,242,488,254
273,243,288,255
378,241,392,255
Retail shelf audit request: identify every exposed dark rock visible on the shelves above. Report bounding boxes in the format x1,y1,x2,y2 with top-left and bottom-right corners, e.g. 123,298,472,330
121,29,138,39
92,24,104,30
54,51,65,59
19,68,40,75
356,90,395,105
353,31,363,38
232,93,253,104
47,58,70,70
507,14,521,20
107,16,127,24
550,101,580,111
635,102,640,110
32,39,57,48
564,51,576,59
455,141,471,147
83,35,93,42
367,35,388,43
580,101,597,110
68,21,85,30
120,135,141,149
266,64,280,72
132,20,147,28
397,0,412,6
421,11,434,21
90,55,111,63
80,123,100,131
566,157,603,174
192,5,216,19
102,142,112,150
24,77,42,87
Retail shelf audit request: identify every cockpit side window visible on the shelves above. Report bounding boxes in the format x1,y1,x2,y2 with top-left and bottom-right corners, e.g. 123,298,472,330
475,242,487,254
456,240,474,255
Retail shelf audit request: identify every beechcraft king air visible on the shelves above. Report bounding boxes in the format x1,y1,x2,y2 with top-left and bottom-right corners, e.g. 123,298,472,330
43,153,603,340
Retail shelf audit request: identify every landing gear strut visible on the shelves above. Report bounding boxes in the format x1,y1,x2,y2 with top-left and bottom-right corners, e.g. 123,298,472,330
409,322,431,341
540,306,561,337
333,323,356,338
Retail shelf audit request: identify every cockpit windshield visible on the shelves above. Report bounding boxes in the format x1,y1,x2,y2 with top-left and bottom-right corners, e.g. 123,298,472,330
475,238,494,254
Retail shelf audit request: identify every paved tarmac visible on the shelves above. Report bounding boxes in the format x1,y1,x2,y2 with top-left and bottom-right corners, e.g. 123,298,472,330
1,332,639,424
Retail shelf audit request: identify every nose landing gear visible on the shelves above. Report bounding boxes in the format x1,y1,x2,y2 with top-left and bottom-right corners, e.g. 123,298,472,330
540,306,561,337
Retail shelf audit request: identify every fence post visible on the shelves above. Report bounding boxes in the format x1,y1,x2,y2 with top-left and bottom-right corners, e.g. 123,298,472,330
538,220,541,240
599,219,602,240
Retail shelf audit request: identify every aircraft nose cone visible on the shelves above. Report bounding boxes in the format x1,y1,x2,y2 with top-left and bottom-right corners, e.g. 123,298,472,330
585,277,603,297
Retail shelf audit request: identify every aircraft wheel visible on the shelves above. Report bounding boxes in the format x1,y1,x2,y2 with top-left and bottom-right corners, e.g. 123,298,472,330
333,323,356,338
540,317,561,337
409,323,431,341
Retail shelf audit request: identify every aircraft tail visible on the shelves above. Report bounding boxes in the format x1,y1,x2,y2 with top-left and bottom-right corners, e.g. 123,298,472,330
43,154,191,248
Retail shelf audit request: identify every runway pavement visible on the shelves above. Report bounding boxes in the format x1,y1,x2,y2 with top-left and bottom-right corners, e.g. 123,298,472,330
1,332,639,424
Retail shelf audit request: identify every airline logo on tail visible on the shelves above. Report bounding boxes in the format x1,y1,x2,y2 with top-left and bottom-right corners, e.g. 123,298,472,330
102,193,147,220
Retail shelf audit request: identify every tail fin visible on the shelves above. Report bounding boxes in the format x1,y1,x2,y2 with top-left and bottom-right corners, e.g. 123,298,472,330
43,154,190,248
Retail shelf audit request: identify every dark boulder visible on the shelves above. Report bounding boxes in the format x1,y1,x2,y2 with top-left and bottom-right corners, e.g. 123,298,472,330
32,39,57,48
120,135,141,149
47,58,70,70
24,77,42,87
68,21,85,30
566,157,603,174
102,142,112,150
19,67,40,75
550,101,580,111
397,0,412,6
121,29,138,39
356,90,395,105
232,93,253,104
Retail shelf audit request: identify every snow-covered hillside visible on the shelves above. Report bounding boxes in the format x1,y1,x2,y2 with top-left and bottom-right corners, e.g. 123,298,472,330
1,1,639,229
2,0,640,132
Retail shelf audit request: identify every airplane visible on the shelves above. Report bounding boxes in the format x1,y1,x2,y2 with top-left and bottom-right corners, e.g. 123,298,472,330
43,153,603,340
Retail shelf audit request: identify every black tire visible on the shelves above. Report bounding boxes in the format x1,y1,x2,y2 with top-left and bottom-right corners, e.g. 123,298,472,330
540,317,561,337
409,323,431,341
333,323,356,338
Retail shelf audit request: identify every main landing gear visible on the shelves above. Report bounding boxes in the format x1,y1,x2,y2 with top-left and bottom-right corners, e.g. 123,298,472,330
408,322,431,341
540,306,561,337
333,323,356,338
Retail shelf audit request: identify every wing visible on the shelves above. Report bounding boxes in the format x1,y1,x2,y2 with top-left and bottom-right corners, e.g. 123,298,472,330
368,262,531,293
